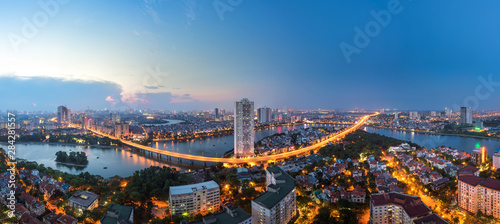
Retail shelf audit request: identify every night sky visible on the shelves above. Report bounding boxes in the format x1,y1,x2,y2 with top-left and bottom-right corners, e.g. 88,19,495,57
1,0,500,111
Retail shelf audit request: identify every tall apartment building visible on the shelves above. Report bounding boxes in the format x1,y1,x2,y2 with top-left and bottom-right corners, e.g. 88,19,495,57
57,106,71,125
114,123,129,138
458,176,500,219
409,111,419,120
370,192,447,224
169,181,220,216
461,107,473,124
214,108,220,119
111,114,120,123
251,167,296,224
234,98,255,158
493,148,500,170
257,107,272,124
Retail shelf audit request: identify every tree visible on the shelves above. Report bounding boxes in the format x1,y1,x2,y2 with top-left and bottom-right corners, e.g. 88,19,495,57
312,206,336,224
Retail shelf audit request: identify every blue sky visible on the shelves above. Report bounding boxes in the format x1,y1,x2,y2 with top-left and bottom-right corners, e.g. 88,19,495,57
1,0,500,111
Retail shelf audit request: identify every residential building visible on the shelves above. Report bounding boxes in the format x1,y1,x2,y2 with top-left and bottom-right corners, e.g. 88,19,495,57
457,166,480,177
115,123,130,138
215,108,220,119
493,148,500,170
471,147,488,165
43,213,78,224
68,191,99,210
412,213,449,224
409,111,419,120
460,107,473,124
370,192,436,224
57,106,71,125
257,107,272,124
169,180,220,216
111,114,120,123
100,204,134,224
251,167,296,224
458,176,500,219
191,204,252,224
234,98,255,158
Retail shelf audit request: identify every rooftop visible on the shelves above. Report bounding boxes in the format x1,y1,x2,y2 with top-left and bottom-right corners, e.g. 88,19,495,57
100,204,134,224
371,193,431,218
458,175,484,186
458,166,479,173
480,178,500,191
68,191,99,207
413,213,450,224
190,206,251,224
170,180,219,196
252,166,295,209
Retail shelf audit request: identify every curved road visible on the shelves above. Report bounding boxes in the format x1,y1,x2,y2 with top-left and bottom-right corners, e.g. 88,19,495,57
89,113,376,164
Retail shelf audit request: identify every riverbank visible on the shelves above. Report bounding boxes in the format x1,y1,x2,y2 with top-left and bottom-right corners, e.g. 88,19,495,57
365,125,500,141
7,141,119,149
55,161,88,167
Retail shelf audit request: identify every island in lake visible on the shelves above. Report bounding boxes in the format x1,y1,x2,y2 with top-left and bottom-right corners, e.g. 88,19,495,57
55,151,89,166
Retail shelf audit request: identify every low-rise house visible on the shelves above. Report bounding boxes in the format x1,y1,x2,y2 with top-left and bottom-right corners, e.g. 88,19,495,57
19,192,45,215
351,185,366,203
19,212,43,224
430,178,450,191
100,204,134,224
68,191,99,210
42,212,78,224
39,182,57,198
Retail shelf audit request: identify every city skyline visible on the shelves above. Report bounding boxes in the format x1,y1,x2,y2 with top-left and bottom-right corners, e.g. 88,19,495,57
2,1,500,111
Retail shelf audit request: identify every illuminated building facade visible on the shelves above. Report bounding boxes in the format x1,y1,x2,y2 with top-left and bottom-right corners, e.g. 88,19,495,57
251,167,296,224
370,193,446,224
114,123,129,138
458,176,500,219
57,106,71,125
169,181,220,216
471,147,488,165
234,98,255,158
493,148,500,170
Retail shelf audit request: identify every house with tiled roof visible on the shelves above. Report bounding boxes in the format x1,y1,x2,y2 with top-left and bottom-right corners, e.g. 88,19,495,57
370,192,437,224
19,212,43,224
350,185,366,203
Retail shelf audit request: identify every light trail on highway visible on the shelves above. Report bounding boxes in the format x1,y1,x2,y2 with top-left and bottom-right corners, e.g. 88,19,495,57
87,113,377,164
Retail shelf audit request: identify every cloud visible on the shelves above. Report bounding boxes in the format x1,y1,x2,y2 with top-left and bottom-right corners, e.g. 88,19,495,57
105,96,115,102
184,0,197,25
141,0,162,24
170,93,195,103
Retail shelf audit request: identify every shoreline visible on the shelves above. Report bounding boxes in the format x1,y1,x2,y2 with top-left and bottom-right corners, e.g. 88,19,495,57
55,161,88,167
365,125,500,141
4,141,120,149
